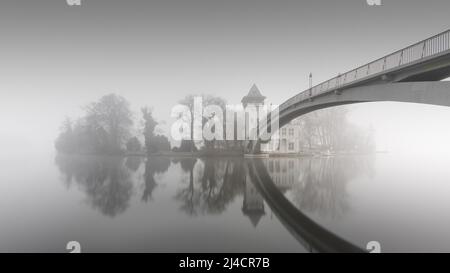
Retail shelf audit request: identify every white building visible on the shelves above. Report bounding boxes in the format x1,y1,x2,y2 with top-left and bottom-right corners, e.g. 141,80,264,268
261,119,305,154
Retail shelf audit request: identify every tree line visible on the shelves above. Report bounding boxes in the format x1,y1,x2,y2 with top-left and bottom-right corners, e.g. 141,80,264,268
55,93,237,155
55,94,170,155
294,107,375,153
55,93,375,155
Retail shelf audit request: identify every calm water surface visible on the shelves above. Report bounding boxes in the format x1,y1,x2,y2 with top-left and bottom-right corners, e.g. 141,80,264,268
1,151,450,252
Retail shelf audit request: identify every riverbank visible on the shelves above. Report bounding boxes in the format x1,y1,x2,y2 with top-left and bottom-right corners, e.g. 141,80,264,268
61,150,382,158
125,150,245,158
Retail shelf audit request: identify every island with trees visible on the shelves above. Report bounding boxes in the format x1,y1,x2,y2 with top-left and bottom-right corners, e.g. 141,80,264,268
55,93,375,157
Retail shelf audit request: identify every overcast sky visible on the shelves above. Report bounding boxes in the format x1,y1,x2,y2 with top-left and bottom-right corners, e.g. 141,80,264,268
0,0,449,154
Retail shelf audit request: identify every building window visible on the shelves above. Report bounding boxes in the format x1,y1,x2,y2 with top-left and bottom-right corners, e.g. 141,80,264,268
288,128,294,136
288,143,294,150
282,128,287,136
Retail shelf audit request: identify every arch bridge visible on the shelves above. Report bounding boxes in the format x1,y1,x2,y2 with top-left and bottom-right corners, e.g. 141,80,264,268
250,29,450,153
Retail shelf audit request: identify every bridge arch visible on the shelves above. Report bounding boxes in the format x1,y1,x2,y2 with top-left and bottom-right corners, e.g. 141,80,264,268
250,81,450,153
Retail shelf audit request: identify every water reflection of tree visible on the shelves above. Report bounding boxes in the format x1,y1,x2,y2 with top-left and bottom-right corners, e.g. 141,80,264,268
174,158,199,215
125,156,142,172
175,158,245,216
55,155,133,217
142,157,170,202
287,156,375,219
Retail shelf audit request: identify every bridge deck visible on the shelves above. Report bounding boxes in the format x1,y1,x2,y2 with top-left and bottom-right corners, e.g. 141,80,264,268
281,29,450,112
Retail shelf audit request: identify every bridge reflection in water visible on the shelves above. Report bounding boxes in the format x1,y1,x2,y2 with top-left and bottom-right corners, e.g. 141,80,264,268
54,155,373,252
247,158,365,253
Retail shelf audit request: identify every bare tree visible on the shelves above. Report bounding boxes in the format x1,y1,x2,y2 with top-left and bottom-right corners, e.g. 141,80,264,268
141,107,158,154
85,94,133,153
55,94,133,154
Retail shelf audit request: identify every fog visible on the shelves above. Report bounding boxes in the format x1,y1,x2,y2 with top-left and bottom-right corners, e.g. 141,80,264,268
2,0,450,254
350,96,450,155
1,0,450,157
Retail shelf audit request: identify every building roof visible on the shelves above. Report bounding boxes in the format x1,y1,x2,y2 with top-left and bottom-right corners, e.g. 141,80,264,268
242,207,265,227
241,84,266,105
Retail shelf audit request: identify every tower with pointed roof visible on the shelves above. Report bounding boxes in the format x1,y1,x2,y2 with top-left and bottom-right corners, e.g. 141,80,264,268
241,84,266,108
242,174,265,227
241,84,266,153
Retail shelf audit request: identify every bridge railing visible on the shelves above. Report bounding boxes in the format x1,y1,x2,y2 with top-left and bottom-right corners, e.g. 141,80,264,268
281,29,450,111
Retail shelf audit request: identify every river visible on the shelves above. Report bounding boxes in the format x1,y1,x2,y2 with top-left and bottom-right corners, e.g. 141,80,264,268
1,151,450,252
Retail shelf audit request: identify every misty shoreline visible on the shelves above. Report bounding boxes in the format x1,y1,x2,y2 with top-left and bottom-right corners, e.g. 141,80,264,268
56,150,382,159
